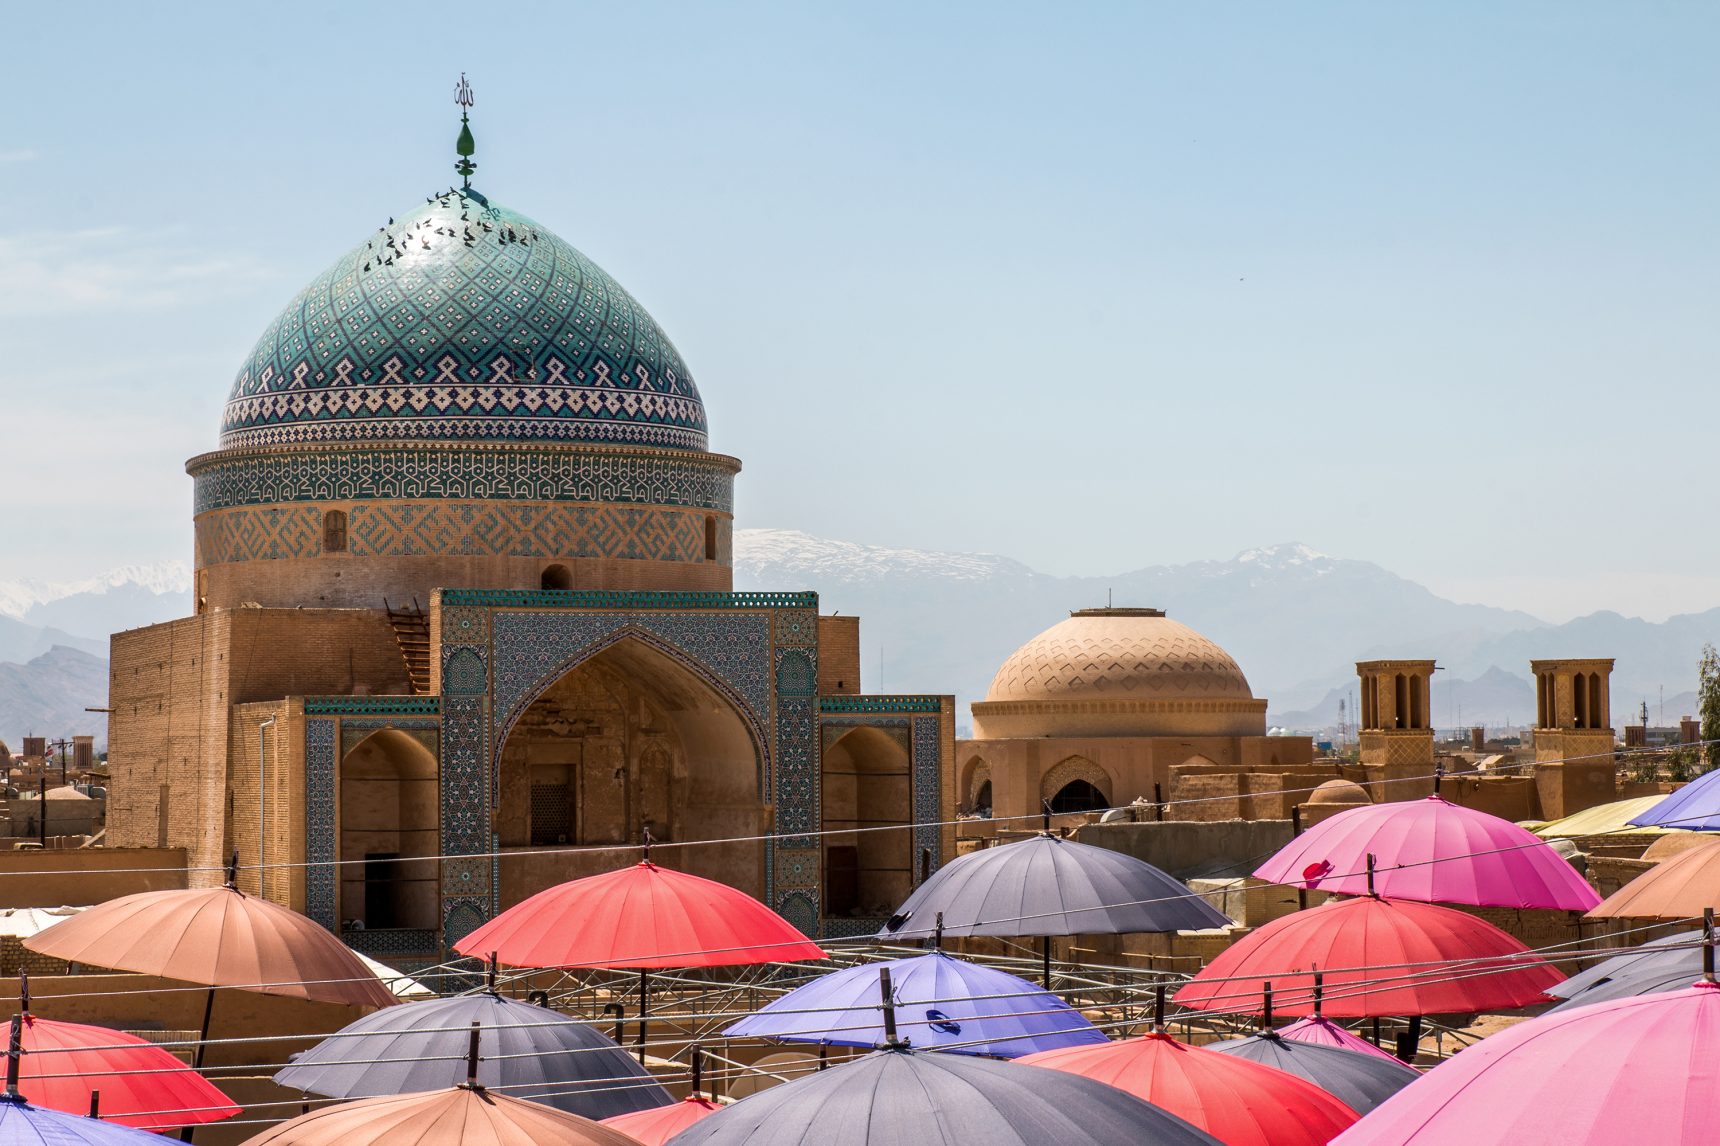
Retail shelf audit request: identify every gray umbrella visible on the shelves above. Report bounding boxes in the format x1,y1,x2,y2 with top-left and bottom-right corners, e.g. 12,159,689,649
664,1045,1224,1146
1206,1032,1417,1114
877,832,1230,983
1548,929,1707,1013
275,991,670,1119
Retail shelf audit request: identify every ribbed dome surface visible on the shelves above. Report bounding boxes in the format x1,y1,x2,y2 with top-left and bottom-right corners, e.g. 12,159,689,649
984,609,1254,703
220,188,705,451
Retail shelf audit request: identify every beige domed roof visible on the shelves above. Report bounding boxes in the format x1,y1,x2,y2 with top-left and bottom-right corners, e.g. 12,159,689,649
1308,779,1372,805
984,609,1254,703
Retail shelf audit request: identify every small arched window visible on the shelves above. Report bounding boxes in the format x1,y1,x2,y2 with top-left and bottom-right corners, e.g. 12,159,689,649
704,515,718,561
322,510,348,554
540,564,573,591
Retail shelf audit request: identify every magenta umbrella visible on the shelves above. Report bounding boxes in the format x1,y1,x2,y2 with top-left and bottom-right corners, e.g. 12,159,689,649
1256,794,1600,910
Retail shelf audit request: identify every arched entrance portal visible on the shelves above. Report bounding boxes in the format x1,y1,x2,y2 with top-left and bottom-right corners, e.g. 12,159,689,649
496,637,765,902
339,729,440,932
821,725,913,919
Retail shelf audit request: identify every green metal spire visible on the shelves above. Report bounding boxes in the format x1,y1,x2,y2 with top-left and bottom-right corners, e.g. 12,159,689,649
454,73,476,189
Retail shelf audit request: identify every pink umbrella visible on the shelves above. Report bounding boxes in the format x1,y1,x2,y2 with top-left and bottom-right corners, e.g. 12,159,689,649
1333,979,1720,1145
1277,1018,1409,1066
1275,973,1415,1066
1257,795,1600,910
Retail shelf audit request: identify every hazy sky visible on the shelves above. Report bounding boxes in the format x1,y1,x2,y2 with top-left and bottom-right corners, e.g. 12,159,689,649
2,3,1714,622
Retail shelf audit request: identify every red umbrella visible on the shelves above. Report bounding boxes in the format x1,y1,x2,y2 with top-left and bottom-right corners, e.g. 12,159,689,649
599,1044,721,1145
16,1012,239,1131
1174,894,1563,1018
455,860,825,969
455,859,824,1061
1020,1030,1360,1146
601,1098,722,1145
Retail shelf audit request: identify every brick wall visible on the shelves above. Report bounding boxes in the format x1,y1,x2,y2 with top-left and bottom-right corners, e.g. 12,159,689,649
816,615,861,695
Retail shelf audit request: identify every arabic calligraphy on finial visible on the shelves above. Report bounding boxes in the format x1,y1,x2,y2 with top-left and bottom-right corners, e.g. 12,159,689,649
454,73,477,189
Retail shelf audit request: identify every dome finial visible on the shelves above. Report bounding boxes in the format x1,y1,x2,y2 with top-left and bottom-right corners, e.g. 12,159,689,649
454,73,477,190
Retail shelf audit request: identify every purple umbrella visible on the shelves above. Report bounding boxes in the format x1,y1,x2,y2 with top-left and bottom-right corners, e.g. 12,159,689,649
1630,770,1720,830
724,950,1106,1057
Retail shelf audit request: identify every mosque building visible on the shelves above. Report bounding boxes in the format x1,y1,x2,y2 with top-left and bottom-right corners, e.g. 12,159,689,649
957,608,1314,825
103,98,956,962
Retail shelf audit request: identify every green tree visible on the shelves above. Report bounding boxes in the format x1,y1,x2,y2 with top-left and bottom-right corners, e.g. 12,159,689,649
1701,643,1720,771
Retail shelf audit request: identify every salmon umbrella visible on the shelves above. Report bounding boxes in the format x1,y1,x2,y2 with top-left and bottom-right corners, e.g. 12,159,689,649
599,1045,720,1146
247,1027,644,1146
454,851,824,1060
1018,1005,1361,1146
24,856,396,1079
1586,837,1720,919
1255,795,1600,910
1332,973,1720,1144
1174,893,1563,1018
12,975,239,1130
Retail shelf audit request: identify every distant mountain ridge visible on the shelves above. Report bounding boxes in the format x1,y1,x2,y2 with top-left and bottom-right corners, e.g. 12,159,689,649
2,535,1715,744
733,530,1717,734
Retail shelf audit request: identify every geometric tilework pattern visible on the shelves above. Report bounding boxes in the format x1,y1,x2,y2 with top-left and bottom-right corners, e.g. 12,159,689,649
434,592,823,942
222,191,706,452
304,718,338,931
190,443,736,514
195,500,727,566
487,611,774,763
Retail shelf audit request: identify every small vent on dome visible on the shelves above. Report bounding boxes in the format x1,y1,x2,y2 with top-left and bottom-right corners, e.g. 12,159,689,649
1070,607,1165,618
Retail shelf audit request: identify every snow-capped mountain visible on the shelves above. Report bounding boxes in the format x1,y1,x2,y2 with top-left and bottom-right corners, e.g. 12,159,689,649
736,530,1714,733
0,562,192,621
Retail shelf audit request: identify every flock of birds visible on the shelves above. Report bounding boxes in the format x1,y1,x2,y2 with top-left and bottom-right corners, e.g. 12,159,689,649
359,187,540,274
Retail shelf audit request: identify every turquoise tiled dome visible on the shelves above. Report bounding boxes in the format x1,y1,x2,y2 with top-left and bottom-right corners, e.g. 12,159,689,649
221,189,706,452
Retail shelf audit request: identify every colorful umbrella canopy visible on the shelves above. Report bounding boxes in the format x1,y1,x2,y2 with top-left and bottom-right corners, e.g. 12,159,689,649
1331,981,1720,1145
1587,839,1720,919
1020,1031,1360,1146
453,861,825,969
1629,769,1720,830
244,1085,645,1146
601,1097,721,1145
1255,796,1600,910
876,833,1232,941
275,991,671,1119
1206,1033,1417,1116
1174,895,1563,1018
723,950,1106,1056
16,1013,239,1130
22,884,397,1009
665,1045,1226,1146
0,1095,165,1146
1276,1018,1409,1065
1534,796,1681,839
1547,930,1705,1013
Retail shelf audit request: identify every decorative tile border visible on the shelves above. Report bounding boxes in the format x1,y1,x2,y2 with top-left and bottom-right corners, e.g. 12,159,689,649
191,442,737,514
819,695,945,714
304,718,338,930
305,696,441,716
